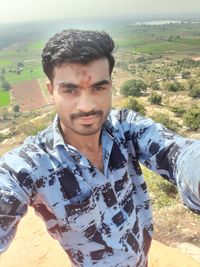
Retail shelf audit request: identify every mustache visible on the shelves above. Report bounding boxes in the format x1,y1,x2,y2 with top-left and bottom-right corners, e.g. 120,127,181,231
70,110,103,120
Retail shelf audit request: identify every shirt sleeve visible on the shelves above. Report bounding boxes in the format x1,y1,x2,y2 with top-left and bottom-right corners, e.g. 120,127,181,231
0,152,33,253
127,110,200,213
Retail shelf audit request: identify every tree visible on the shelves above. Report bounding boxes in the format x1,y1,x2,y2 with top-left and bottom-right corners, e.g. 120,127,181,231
13,104,20,113
148,92,162,105
120,79,147,97
121,96,146,115
17,62,24,68
184,107,200,130
2,80,11,91
168,36,173,42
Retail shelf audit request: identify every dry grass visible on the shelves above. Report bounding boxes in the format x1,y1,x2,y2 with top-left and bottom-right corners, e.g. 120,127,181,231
153,203,200,247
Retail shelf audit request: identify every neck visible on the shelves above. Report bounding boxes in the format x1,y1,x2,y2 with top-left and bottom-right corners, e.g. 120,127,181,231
59,124,104,172
60,127,102,154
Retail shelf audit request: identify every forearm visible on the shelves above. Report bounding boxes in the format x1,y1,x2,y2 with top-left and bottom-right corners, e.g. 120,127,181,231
175,141,200,213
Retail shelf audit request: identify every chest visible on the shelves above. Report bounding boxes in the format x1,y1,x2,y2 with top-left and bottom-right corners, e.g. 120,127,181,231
84,149,104,173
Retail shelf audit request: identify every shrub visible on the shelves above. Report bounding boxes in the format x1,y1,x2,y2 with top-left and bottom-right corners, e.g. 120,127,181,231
189,87,200,98
181,70,191,79
13,104,20,113
171,106,186,117
166,81,183,92
120,96,146,115
148,92,162,105
151,81,160,90
151,112,180,133
2,80,11,91
120,79,147,97
183,106,200,130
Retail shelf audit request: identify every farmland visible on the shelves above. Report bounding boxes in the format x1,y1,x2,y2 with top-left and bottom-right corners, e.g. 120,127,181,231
11,79,49,112
0,88,10,107
1,19,200,110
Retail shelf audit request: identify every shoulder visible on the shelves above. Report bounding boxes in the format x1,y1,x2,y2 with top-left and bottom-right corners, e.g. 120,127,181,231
0,124,54,174
107,109,151,132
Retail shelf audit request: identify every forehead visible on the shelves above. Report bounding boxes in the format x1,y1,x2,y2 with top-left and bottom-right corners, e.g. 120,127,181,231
53,58,110,83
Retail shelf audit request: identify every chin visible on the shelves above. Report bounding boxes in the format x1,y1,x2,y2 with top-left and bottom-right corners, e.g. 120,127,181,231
76,125,102,136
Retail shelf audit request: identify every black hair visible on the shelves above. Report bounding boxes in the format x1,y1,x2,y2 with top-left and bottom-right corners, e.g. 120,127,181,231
42,29,115,82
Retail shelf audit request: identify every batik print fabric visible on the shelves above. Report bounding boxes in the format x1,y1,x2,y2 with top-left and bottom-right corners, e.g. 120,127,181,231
0,109,200,267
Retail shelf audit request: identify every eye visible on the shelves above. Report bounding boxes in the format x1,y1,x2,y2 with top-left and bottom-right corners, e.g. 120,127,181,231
93,86,105,92
63,88,77,94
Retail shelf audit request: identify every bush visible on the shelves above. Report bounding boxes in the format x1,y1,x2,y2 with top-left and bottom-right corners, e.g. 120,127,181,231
183,106,200,130
151,112,180,133
171,106,186,118
120,79,147,97
166,81,183,92
181,70,191,79
13,104,20,113
189,87,200,98
1,80,11,91
120,96,146,115
148,92,162,105
151,81,160,90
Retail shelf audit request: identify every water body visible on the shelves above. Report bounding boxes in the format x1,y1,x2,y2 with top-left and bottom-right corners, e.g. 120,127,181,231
135,20,182,25
135,20,200,25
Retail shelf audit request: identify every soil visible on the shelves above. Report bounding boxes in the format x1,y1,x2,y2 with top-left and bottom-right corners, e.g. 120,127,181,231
11,79,49,112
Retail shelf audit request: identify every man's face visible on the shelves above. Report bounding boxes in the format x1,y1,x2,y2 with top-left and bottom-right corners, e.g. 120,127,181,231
48,58,112,137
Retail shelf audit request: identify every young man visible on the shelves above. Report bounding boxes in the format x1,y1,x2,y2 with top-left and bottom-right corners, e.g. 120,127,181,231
0,29,199,267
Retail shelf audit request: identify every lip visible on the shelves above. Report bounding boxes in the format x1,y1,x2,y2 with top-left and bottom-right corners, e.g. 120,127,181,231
77,115,99,125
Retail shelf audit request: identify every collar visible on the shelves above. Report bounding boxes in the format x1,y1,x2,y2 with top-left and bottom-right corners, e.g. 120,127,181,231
52,111,118,150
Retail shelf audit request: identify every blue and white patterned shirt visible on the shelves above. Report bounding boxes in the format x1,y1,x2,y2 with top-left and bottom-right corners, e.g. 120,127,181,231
0,109,200,267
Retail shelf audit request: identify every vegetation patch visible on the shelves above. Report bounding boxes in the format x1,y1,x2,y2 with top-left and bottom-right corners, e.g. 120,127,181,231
27,40,45,50
0,88,10,107
0,59,12,66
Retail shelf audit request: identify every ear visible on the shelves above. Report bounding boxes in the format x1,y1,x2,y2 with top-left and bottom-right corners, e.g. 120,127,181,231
47,81,54,96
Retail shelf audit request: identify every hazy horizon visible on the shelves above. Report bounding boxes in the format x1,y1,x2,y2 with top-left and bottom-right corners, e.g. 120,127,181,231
0,0,200,24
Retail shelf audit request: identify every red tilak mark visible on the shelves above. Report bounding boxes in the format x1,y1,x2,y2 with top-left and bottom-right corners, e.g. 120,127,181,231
79,76,92,89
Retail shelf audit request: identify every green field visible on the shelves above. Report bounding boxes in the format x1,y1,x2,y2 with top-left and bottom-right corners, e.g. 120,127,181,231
28,40,45,50
0,59,12,67
0,88,10,107
114,22,200,55
5,65,44,84
1,21,200,110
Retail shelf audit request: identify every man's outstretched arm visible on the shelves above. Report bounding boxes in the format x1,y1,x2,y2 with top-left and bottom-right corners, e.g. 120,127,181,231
125,109,200,213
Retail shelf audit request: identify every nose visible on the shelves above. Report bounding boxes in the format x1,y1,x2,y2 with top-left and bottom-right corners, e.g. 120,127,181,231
76,91,96,113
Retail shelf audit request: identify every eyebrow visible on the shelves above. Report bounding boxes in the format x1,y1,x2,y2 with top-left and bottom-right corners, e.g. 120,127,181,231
91,80,110,87
57,79,110,89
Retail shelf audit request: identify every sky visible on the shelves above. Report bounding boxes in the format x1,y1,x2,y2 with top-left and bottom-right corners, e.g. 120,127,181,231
0,0,200,24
